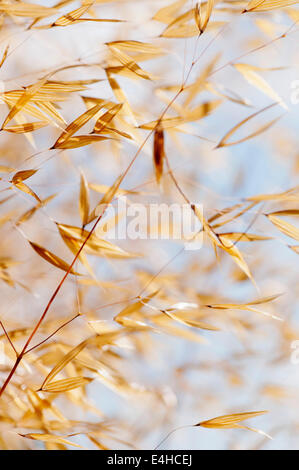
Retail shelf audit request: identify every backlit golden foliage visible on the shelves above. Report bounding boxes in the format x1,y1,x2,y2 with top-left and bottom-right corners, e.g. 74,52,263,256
0,0,298,451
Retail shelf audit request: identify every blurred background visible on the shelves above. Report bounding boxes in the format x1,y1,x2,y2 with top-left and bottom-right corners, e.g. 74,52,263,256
0,0,299,450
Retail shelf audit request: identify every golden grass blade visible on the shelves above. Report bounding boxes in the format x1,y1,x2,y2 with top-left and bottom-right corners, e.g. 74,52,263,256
153,128,165,185
89,183,137,197
206,294,282,320
79,171,90,227
194,3,201,31
19,433,82,448
163,310,219,331
87,174,123,223
140,100,221,129
236,424,272,439
161,20,224,38
152,314,208,343
219,235,254,282
205,82,252,107
114,294,158,329
93,103,123,134
102,126,132,139
216,103,278,148
0,45,9,68
0,2,58,17
106,71,137,125
53,103,105,148
12,170,37,183
243,0,298,12
57,222,135,258
210,202,258,229
0,0,297,450
41,79,100,92
153,0,188,24
1,77,49,129
13,182,41,203
267,214,299,241
88,435,109,450
73,18,123,24
29,241,80,275
247,186,299,202
234,63,286,109
108,46,151,80
218,232,272,242
197,410,268,428
195,0,214,34
192,205,254,282
163,8,197,34
0,165,15,173
3,89,66,103
41,341,88,388
16,194,56,226
1,95,54,123
219,117,282,148
206,293,281,308
207,202,246,224
36,102,67,125
202,0,214,33
106,40,162,56
53,135,108,150
52,3,92,26
184,53,220,107
3,121,48,134
269,209,299,216
156,411,269,449
41,377,93,393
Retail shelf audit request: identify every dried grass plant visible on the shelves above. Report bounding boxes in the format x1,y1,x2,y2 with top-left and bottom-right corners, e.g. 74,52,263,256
0,0,298,450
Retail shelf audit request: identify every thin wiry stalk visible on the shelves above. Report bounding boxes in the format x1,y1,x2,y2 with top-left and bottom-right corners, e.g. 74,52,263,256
0,24,204,398
24,313,81,355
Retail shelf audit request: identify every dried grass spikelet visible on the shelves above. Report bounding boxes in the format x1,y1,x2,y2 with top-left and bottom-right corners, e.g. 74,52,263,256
153,126,165,185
